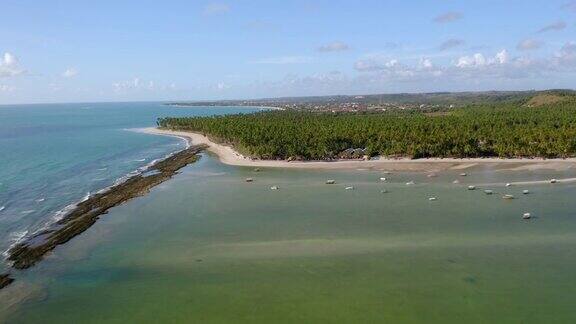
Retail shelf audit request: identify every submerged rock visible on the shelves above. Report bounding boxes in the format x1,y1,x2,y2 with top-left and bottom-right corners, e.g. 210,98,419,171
0,274,14,289
7,145,207,270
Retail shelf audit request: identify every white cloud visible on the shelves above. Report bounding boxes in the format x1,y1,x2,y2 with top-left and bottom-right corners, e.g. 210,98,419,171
517,39,543,51
495,50,509,64
318,42,350,52
537,21,567,33
455,50,509,68
352,48,574,85
456,53,487,68
4,53,15,65
251,71,350,96
210,44,576,98
203,3,229,16
216,82,230,90
62,68,78,78
433,12,463,23
420,58,434,69
112,77,177,94
385,60,399,68
0,84,15,92
252,56,312,64
355,56,443,81
0,52,26,78
353,60,377,72
354,56,401,72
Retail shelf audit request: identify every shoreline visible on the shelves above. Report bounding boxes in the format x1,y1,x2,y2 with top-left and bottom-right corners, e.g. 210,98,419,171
1,144,207,290
165,104,285,111
141,127,576,172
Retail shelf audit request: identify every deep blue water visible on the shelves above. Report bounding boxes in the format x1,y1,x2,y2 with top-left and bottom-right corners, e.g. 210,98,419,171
0,102,262,269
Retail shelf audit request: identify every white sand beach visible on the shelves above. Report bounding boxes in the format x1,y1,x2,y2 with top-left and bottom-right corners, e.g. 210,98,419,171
141,127,576,172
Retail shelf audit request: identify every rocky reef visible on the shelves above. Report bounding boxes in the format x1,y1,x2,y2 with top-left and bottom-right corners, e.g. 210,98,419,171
2,144,206,289
0,274,14,289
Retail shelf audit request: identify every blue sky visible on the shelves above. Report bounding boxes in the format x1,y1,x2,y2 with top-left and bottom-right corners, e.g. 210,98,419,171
1,0,575,104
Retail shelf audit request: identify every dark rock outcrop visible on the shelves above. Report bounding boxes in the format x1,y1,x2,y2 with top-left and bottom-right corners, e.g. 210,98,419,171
338,148,367,159
7,144,207,271
0,274,14,289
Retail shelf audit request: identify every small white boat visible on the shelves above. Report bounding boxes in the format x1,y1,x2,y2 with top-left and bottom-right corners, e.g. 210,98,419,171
326,179,336,185
523,190,530,194
254,168,261,172
429,197,437,201
452,180,460,184
270,186,279,190
382,171,392,175
523,212,532,219
406,181,415,185
502,194,515,200
484,190,493,195
427,173,437,178
345,186,355,190
505,183,512,187
550,179,558,184
245,178,254,183
380,189,388,194
379,177,387,181
460,173,467,177
468,185,476,190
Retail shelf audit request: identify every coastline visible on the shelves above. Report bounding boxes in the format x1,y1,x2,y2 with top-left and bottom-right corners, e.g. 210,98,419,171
1,144,207,290
165,104,285,111
141,127,576,172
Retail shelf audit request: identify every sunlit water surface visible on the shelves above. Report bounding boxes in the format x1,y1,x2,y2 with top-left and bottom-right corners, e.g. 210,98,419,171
4,154,576,323
1,103,576,323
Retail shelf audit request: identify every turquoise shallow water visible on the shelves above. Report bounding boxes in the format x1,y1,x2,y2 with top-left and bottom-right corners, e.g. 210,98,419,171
0,103,263,272
2,104,576,323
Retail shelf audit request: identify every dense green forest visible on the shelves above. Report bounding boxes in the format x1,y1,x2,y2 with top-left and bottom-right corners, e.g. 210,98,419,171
158,97,576,160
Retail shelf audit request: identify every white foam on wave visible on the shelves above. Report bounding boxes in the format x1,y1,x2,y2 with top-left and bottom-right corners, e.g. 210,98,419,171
20,210,36,215
125,127,190,149
49,145,184,227
0,206,5,213
2,230,29,258
11,130,189,252
42,192,91,229
35,198,45,203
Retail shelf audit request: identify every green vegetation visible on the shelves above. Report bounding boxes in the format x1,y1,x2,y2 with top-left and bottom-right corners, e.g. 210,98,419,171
167,89,576,110
526,92,571,107
158,97,576,160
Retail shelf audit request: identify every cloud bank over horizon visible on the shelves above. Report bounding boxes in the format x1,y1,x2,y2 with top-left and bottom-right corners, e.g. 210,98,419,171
1,0,575,104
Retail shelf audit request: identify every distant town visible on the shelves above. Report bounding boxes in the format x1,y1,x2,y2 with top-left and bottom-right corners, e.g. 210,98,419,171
165,90,573,113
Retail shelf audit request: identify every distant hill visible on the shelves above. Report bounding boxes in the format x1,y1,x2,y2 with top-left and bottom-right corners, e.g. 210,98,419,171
525,90,576,107
167,89,576,111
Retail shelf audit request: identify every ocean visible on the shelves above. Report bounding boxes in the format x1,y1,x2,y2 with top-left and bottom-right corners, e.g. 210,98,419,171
2,103,576,323
0,103,263,270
